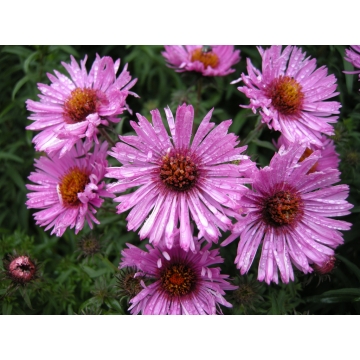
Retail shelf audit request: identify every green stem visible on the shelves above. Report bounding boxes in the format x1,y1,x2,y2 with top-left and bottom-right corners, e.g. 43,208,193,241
97,254,119,272
195,77,203,120
240,119,265,146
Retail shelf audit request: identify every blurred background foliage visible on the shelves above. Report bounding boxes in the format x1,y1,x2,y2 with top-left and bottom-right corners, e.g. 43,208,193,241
0,45,359,315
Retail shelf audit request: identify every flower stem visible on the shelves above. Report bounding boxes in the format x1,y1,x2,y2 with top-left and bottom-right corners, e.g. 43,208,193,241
240,118,265,146
98,127,116,147
195,77,203,120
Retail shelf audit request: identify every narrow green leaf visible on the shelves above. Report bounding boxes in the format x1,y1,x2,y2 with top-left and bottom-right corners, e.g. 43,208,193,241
105,298,124,313
307,288,360,304
229,110,249,134
82,265,108,278
0,103,15,123
6,167,25,190
1,45,32,58
12,75,30,100
78,297,102,312
336,255,360,282
252,139,277,151
57,269,74,284
2,302,12,315
20,288,33,309
0,152,24,163
54,45,79,57
23,51,39,74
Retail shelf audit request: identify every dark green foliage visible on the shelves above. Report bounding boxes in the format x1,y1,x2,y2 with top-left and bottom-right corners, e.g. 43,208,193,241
0,45,359,315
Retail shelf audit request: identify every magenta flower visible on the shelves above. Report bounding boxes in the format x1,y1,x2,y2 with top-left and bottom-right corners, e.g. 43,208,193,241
106,103,254,251
26,54,138,157
274,134,340,173
26,141,113,237
222,144,353,284
120,235,236,315
235,46,341,146
162,46,240,76
344,46,360,72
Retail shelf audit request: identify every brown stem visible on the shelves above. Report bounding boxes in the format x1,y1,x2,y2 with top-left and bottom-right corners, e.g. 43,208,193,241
98,127,116,147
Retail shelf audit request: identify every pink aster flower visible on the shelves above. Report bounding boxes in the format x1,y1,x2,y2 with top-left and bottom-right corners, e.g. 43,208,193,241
120,235,236,315
235,45,341,146
344,46,360,73
106,103,254,252
26,141,113,237
274,134,340,173
26,54,138,157
222,143,353,285
162,46,240,76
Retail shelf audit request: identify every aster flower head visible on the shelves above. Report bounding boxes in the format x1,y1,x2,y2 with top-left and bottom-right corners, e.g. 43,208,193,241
275,134,340,173
344,46,360,73
162,46,240,77
106,103,254,252
120,235,237,315
26,54,138,157
222,143,353,285
235,45,341,147
26,141,113,237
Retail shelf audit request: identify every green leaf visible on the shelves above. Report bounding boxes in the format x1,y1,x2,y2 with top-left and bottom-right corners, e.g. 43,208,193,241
0,103,15,123
20,287,33,309
23,51,39,74
0,152,24,163
229,110,249,134
50,45,79,57
82,265,109,278
252,139,276,151
78,297,102,312
336,255,360,282
6,167,25,191
2,302,12,315
1,45,32,58
307,288,360,304
12,75,30,100
57,269,74,284
104,298,124,314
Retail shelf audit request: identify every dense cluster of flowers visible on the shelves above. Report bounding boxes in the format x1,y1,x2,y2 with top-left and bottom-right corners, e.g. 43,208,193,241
24,46,355,314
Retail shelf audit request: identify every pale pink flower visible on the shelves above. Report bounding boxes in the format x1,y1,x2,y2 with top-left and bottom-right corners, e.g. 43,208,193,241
120,235,236,315
235,46,341,146
26,54,138,157
106,103,254,252
26,141,113,237
222,143,352,284
162,46,240,76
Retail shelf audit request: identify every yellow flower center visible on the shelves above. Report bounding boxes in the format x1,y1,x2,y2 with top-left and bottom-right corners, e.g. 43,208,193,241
266,76,304,116
191,48,219,69
59,166,90,206
64,88,98,123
